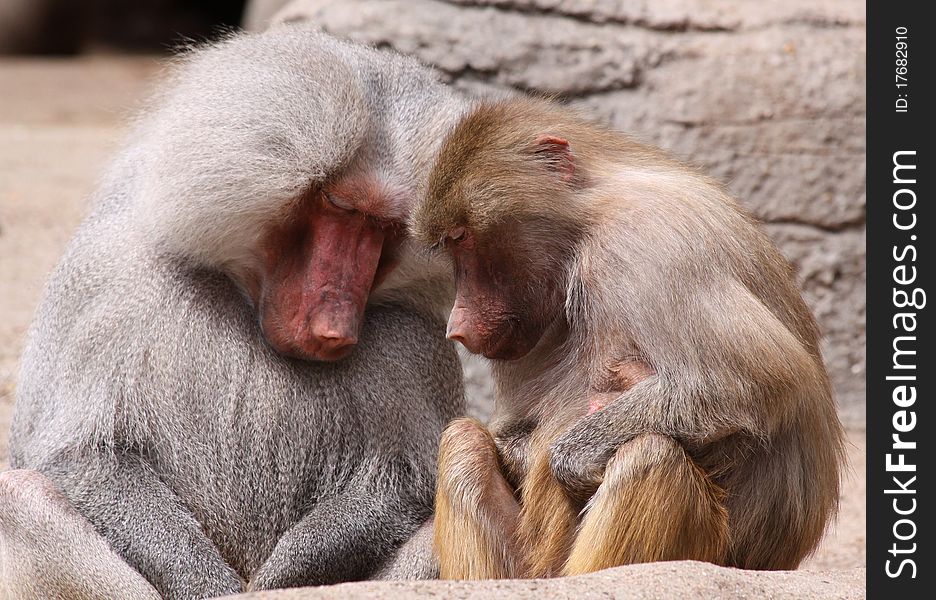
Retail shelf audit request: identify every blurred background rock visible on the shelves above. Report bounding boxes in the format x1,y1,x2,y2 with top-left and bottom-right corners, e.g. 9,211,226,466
0,0,246,54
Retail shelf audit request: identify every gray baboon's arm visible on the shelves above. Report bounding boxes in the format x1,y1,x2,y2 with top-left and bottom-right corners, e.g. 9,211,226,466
250,463,430,589
371,517,439,580
46,452,243,598
0,469,162,600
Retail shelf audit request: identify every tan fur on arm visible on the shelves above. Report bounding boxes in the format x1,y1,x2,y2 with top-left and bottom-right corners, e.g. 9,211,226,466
564,434,729,575
516,436,581,578
433,418,524,579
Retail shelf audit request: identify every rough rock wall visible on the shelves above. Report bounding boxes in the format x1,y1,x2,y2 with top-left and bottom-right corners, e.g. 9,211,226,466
272,0,866,425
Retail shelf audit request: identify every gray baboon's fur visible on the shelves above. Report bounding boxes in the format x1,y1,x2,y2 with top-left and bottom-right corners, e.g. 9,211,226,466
4,25,466,598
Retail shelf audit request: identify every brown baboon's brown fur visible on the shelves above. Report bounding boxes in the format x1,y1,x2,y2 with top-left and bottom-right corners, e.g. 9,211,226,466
564,434,729,574
415,97,845,578
433,418,525,579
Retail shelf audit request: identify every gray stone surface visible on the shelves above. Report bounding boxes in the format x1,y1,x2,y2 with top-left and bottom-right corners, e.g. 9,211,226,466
273,0,866,426
225,562,865,599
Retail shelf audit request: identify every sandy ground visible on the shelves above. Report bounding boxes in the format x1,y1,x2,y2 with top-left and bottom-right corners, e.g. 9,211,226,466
228,562,866,599
0,57,865,574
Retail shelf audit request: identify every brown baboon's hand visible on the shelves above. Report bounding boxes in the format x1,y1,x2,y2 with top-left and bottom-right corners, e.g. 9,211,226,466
550,374,656,502
548,414,625,503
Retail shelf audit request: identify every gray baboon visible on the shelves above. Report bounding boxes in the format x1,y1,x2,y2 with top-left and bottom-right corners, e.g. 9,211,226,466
2,26,467,598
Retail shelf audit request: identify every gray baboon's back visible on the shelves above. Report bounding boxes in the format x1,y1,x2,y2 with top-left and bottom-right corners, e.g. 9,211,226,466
9,26,465,597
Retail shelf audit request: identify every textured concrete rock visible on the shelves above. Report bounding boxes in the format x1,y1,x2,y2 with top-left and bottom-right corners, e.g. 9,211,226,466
244,0,294,31
272,0,866,424
225,562,865,599
446,0,863,30
458,349,495,421
278,0,659,95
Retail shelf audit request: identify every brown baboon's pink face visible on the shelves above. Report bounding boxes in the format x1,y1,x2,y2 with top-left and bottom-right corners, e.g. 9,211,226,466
254,182,403,362
444,226,561,361
424,132,579,361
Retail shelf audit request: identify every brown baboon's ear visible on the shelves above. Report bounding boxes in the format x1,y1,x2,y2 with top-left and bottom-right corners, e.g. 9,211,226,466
533,134,575,183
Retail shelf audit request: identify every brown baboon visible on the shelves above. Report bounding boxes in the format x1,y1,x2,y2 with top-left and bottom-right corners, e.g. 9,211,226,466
413,97,845,578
